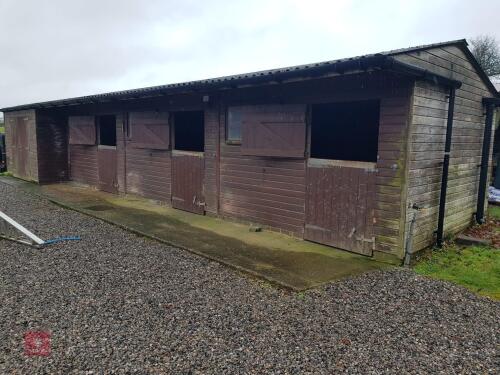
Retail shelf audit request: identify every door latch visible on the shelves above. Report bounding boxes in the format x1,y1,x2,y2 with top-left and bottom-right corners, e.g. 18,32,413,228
192,195,206,207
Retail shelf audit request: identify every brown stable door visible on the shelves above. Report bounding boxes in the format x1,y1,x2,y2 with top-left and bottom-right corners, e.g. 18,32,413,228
12,117,28,178
97,115,118,193
305,160,376,256
171,111,205,214
304,101,380,256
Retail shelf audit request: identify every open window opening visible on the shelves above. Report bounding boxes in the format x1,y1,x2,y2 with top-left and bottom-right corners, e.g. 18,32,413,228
310,100,380,162
98,115,116,146
173,111,204,152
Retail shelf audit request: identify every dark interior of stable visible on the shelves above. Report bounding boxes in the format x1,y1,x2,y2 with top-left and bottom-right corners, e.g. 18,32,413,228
173,111,205,152
98,115,117,146
310,100,380,162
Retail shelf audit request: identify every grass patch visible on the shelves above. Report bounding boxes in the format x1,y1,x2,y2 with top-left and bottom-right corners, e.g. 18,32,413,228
0,171,12,177
414,246,500,300
488,205,500,220
0,126,4,134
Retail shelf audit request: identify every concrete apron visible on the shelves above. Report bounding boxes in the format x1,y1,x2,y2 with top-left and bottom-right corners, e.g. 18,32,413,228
0,177,389,290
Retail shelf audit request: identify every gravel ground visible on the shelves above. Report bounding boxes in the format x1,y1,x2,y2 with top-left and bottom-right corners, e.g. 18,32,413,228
0,182,498,374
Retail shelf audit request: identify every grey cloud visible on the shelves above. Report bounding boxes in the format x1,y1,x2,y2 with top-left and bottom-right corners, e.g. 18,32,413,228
1,0,499,109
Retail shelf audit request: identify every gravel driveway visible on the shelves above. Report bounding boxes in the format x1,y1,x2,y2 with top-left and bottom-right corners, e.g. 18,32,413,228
0,182,498,374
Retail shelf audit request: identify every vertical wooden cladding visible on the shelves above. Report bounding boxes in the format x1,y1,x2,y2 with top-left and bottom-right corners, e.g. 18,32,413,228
4,110,38,181
12,117,28,178
393,45,493,252
124,111,171,202
36,111,69,183
240,105,306,158
305,163,376,255
98,147,118,193
171,152,205,214
219,105,307,236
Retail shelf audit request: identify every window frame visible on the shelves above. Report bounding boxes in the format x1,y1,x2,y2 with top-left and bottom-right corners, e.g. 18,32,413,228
225,106,243,145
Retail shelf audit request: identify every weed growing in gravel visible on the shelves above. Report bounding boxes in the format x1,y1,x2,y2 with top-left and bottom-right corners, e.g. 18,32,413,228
296,291,307,300
414,246,500,300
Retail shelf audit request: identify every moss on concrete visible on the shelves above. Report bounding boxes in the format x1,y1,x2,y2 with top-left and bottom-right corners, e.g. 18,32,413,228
373,251,402,265
0,177,390,290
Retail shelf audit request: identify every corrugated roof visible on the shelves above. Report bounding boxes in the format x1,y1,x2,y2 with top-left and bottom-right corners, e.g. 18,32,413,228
1,38,495,112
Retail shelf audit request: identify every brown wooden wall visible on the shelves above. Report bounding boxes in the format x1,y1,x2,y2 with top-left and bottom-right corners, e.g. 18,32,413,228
219,135,307,235
375,96,412,257
393,45,494,252
203,107,220,215
117,112,171,201
36,111,69,183
123,148,172,202
216,73,413,261
69,144,98,186
3,72,416,260
4,109,38,181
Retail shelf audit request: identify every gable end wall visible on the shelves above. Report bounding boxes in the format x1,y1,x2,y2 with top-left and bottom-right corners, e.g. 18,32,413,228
394,45,493,251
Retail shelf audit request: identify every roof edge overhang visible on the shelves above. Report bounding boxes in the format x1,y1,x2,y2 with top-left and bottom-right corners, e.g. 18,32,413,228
483,97,500,106
1,54,462,113
458,42,500,98
387,38,498,97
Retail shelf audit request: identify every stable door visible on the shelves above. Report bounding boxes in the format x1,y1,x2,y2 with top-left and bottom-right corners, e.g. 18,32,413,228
171,111,205,214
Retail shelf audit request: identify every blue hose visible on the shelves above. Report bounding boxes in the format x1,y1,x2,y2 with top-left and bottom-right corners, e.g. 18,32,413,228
43,236,81,245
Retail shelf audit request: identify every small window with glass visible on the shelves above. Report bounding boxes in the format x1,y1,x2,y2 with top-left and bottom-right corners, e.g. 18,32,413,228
226,107,243,144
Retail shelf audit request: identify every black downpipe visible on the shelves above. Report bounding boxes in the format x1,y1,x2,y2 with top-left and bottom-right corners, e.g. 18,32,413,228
436,88,456,247
476,102,495,224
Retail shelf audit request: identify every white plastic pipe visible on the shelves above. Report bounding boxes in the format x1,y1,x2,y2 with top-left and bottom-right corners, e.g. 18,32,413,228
0,211,45,245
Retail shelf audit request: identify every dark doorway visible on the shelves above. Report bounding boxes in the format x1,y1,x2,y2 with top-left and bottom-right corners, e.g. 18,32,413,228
97,115,118,193
98,115,116,146
171,110,205,214
305,100,379,255
310,100,380,162
173,111,204,152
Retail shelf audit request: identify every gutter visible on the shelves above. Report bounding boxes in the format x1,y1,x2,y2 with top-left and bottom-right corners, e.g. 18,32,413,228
1,55,461,112
476,97,500,223
382,57,462,89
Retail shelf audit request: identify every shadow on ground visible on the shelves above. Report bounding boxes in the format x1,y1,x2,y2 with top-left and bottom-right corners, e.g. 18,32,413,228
0,177,389,290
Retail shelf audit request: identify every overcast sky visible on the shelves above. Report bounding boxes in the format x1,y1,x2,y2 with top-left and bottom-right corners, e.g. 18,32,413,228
1,0,499,113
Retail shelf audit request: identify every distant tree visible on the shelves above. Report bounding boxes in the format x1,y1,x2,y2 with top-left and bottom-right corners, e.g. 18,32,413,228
470,35,500,78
